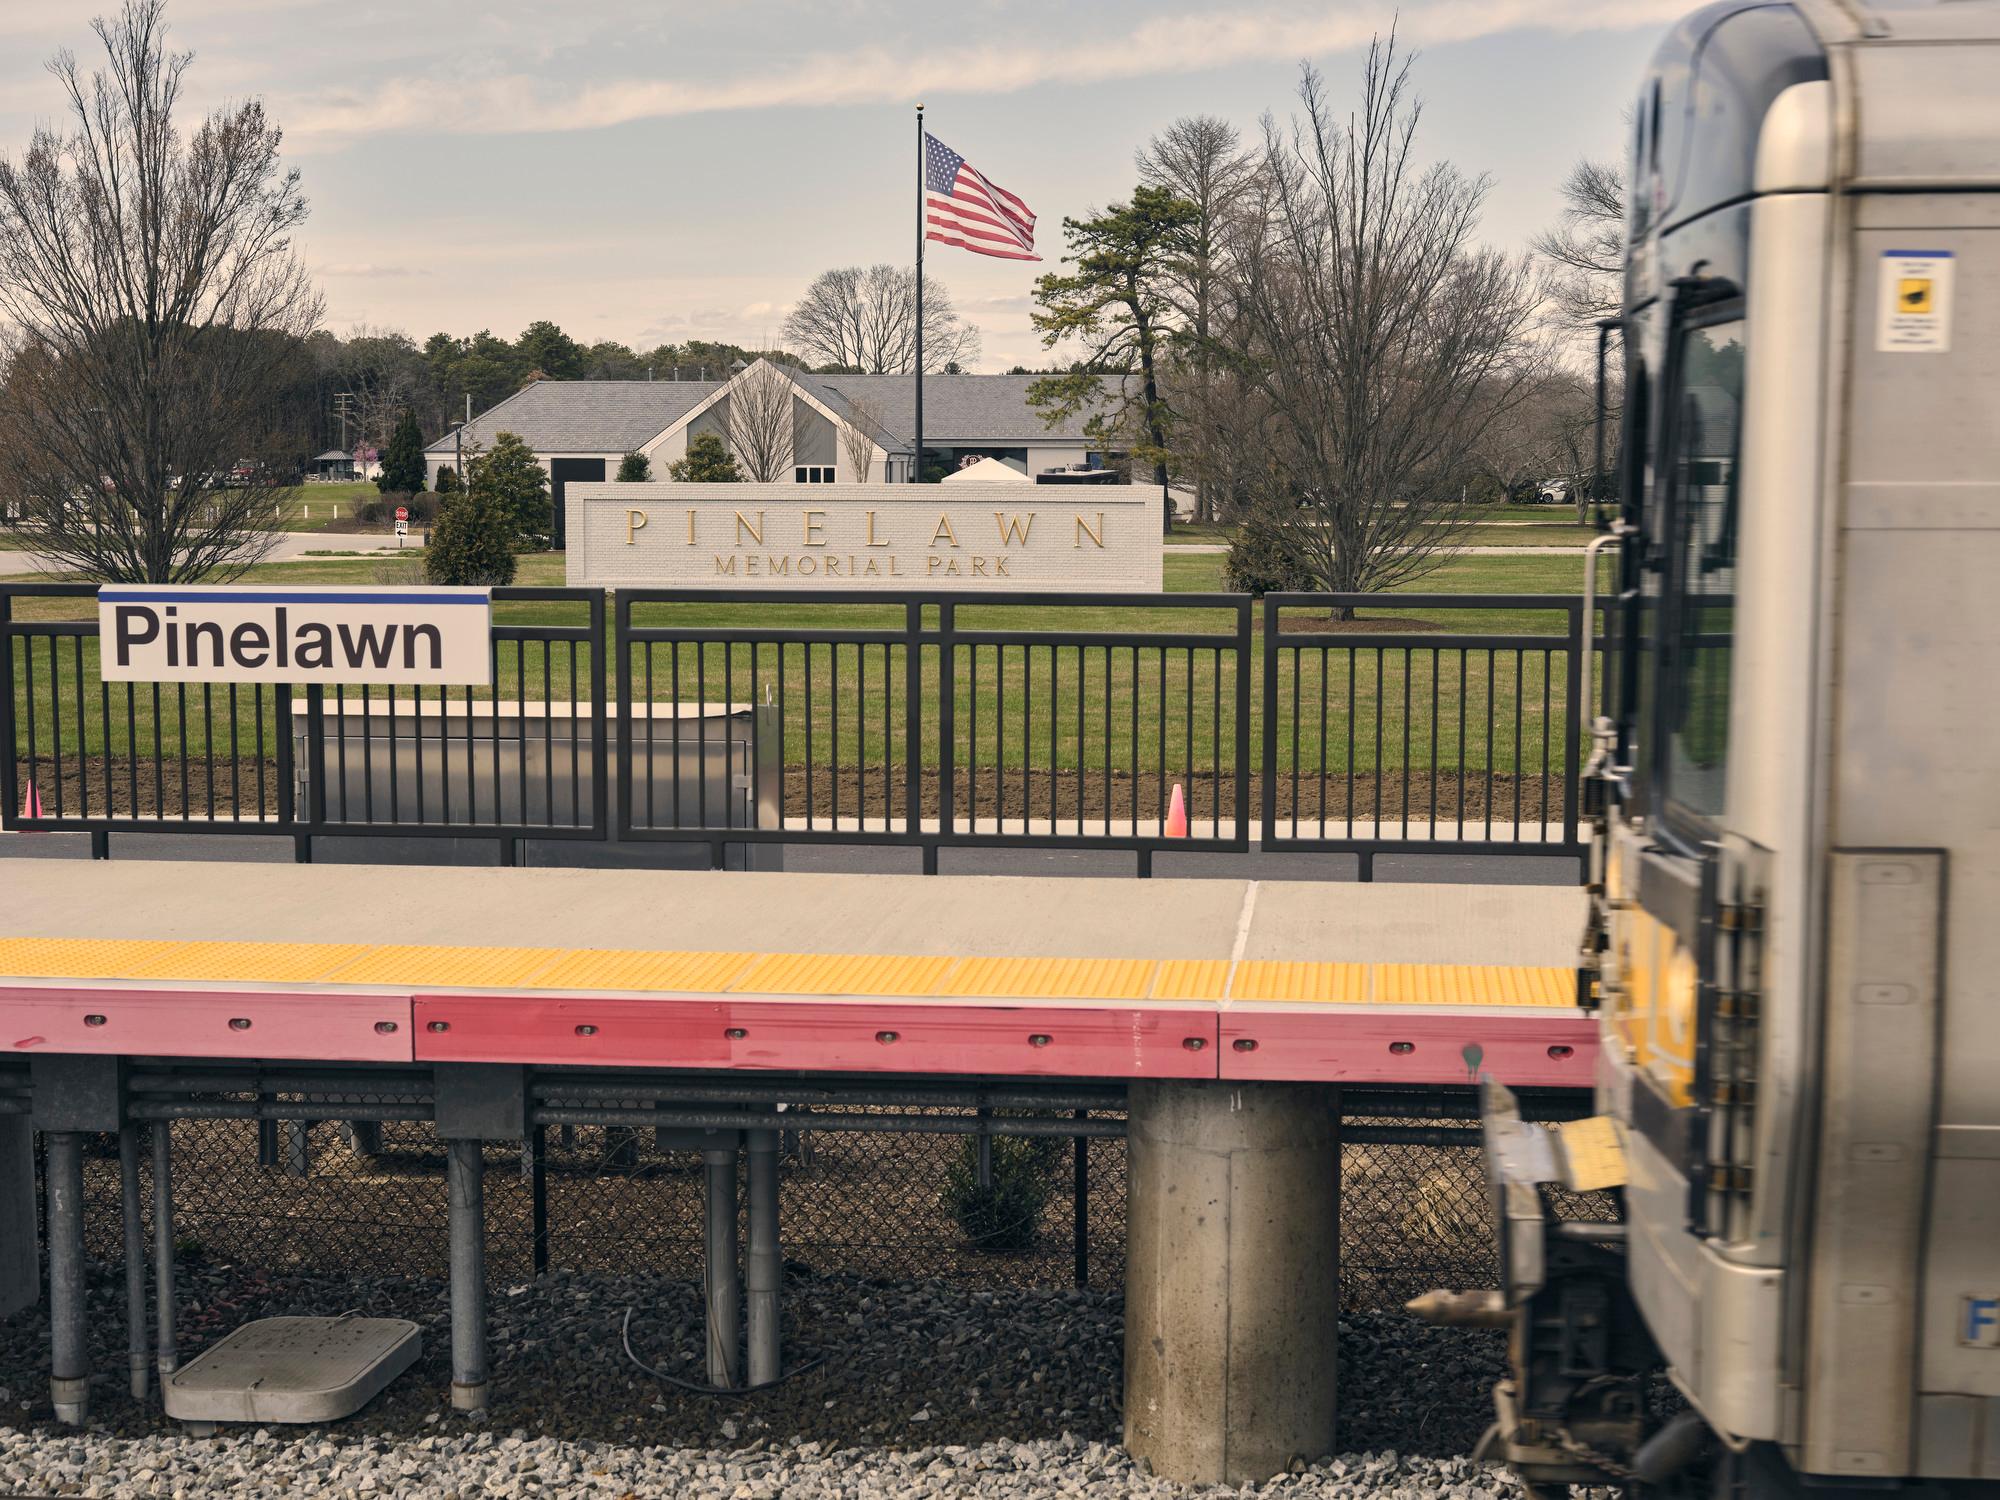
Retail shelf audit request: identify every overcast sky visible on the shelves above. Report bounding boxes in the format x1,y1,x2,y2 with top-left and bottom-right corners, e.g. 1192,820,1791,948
0,0,1679,372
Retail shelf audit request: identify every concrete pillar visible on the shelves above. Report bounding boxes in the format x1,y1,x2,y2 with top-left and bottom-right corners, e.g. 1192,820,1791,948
1123,1082,1340,1485
0,1115,36,1319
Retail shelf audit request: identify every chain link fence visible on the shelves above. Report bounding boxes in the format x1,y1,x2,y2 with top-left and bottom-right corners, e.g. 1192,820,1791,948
64,1093,1611,1313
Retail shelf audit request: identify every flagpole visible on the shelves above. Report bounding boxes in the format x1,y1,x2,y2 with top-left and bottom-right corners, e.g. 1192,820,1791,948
914,103,925,484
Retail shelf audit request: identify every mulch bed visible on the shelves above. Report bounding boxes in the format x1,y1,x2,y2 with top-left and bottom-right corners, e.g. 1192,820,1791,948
786,765,1566,828
13,758,1570,830
13,755,280,820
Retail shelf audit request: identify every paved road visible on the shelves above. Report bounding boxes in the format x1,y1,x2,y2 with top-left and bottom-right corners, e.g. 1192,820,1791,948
1170,543,1587,557
2,530,417,577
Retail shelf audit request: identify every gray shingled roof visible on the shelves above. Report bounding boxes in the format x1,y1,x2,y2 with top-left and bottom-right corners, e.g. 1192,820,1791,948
423,380,717,456
424,369,1120,458
813,373,1115,447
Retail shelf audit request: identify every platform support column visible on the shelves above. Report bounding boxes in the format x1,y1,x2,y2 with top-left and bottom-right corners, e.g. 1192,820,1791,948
1123,1081,1340,1485
153,1120,178,1383
746,1128,781,1387
0,1113,35,1320
702,1140,742,1389
46,1131,89,1425
119,1125,150,1400
446,1138,489,1412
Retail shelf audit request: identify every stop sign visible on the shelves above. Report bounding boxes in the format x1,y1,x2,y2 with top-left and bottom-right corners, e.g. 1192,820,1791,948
394,505,408,522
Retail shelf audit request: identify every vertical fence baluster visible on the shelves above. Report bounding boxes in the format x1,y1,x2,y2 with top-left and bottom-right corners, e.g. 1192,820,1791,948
73,635,88,818
1345,648,1356,838
543,639,554,829
1429,648,1440,843
101,676,115,821
1290,644,1301,840
1401,649,1412,840
176,684,189,821
1485,650,1496,842
385,684,398,825
20,636,39,824
831,640,841,832
1127,644,1138,837
45,638,62,818
1539,648,1552,844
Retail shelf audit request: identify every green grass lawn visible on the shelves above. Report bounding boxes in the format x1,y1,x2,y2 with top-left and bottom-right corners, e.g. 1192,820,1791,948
8,549,1613,794
269,480,389,532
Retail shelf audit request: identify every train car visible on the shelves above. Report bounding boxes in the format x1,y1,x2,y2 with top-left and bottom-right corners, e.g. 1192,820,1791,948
1470,1,2000,1494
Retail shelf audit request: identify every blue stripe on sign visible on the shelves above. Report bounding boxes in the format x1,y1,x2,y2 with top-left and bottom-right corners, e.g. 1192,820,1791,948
100,590,488,605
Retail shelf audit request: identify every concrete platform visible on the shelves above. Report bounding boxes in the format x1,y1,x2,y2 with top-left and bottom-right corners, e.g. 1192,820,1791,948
0,861,1592,1086
163,1316,420,1425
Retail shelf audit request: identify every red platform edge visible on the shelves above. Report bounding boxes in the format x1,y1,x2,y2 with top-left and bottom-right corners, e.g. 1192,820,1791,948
1,987,417,1063
0,984,1599,1085
1217,1007,1599,1087
410,995,1222,1077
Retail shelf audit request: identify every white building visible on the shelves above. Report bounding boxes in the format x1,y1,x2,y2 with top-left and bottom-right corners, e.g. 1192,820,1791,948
423,359,1122,545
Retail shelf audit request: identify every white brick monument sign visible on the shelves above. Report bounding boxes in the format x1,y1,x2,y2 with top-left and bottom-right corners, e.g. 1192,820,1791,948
565,483,1162,592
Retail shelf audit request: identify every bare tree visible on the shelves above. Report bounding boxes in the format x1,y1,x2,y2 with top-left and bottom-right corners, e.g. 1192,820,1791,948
0,0,321,581
717,361,797,482
783,264,981,373
839,393,884,481
1532,158,1625,334
1137,116,1259,523
1473,374,1586,504
1219,39,1546,610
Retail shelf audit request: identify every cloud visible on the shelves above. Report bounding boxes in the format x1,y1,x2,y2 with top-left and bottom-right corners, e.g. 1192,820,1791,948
319,263,433,279
283,0,1686,142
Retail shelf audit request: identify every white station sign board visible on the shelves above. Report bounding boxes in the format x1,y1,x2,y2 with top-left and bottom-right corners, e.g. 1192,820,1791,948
98,585,492,685
565,482,1163,593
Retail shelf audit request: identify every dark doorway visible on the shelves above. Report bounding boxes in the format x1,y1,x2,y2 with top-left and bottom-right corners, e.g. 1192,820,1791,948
547,458,607,550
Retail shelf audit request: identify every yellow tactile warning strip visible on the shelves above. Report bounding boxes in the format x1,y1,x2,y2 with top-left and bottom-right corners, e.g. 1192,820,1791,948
530,948,759,995
943,957,1159,1001
1232,960,1369,1005
737,952,956,997
1375,963,1573,1008
0,935,1576,1009
1150,960,1231,1002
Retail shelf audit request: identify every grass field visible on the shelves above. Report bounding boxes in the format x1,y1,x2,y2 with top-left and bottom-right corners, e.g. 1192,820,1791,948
7,550,1613,808
1164,517,1596,550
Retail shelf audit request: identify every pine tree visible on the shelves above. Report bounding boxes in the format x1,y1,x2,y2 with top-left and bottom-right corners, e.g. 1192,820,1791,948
467,430,550,550
424,487,516,586
377,408,428,493
616,451,652,482
434,464,458,494
666,431,742,483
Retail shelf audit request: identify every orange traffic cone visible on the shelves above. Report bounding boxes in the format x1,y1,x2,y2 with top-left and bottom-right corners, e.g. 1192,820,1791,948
1165,782,1188,839
19,780,44,826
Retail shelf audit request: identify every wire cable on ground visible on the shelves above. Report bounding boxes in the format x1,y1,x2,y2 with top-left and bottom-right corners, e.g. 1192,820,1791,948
620,1307,829,1398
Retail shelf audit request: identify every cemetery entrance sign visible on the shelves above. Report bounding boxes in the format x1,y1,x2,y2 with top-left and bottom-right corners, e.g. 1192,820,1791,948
564,482,1162,592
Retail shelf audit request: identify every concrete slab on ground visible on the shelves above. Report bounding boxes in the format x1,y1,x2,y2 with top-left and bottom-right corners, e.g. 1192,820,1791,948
163,1316,421,1425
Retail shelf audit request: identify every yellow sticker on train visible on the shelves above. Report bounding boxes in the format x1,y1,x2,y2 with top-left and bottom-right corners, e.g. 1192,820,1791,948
1878,250,1953,353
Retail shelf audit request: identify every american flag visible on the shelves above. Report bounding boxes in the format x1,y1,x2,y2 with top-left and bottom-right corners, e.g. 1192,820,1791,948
924,132,1039,261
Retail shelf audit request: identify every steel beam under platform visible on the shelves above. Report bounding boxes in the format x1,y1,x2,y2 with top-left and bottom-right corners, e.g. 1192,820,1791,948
0,862,1592,1087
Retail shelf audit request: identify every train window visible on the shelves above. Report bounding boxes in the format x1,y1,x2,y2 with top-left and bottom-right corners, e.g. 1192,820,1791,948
1661,317,1744,826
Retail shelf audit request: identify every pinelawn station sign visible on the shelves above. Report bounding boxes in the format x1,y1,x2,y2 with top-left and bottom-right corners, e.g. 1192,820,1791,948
98,585,493,685
565,482,1163,592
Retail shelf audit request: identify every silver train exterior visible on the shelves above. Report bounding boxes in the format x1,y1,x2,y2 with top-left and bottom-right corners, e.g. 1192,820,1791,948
1473,2,2000,1494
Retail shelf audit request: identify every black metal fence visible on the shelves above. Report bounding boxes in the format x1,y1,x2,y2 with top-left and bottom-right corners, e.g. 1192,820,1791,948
5,583,1588,875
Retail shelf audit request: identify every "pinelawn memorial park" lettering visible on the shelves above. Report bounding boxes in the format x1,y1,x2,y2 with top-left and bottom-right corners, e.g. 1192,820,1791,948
565,483,1162,593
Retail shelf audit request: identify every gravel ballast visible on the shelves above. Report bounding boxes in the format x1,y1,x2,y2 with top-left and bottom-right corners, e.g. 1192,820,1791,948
0,1258,1573,1498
